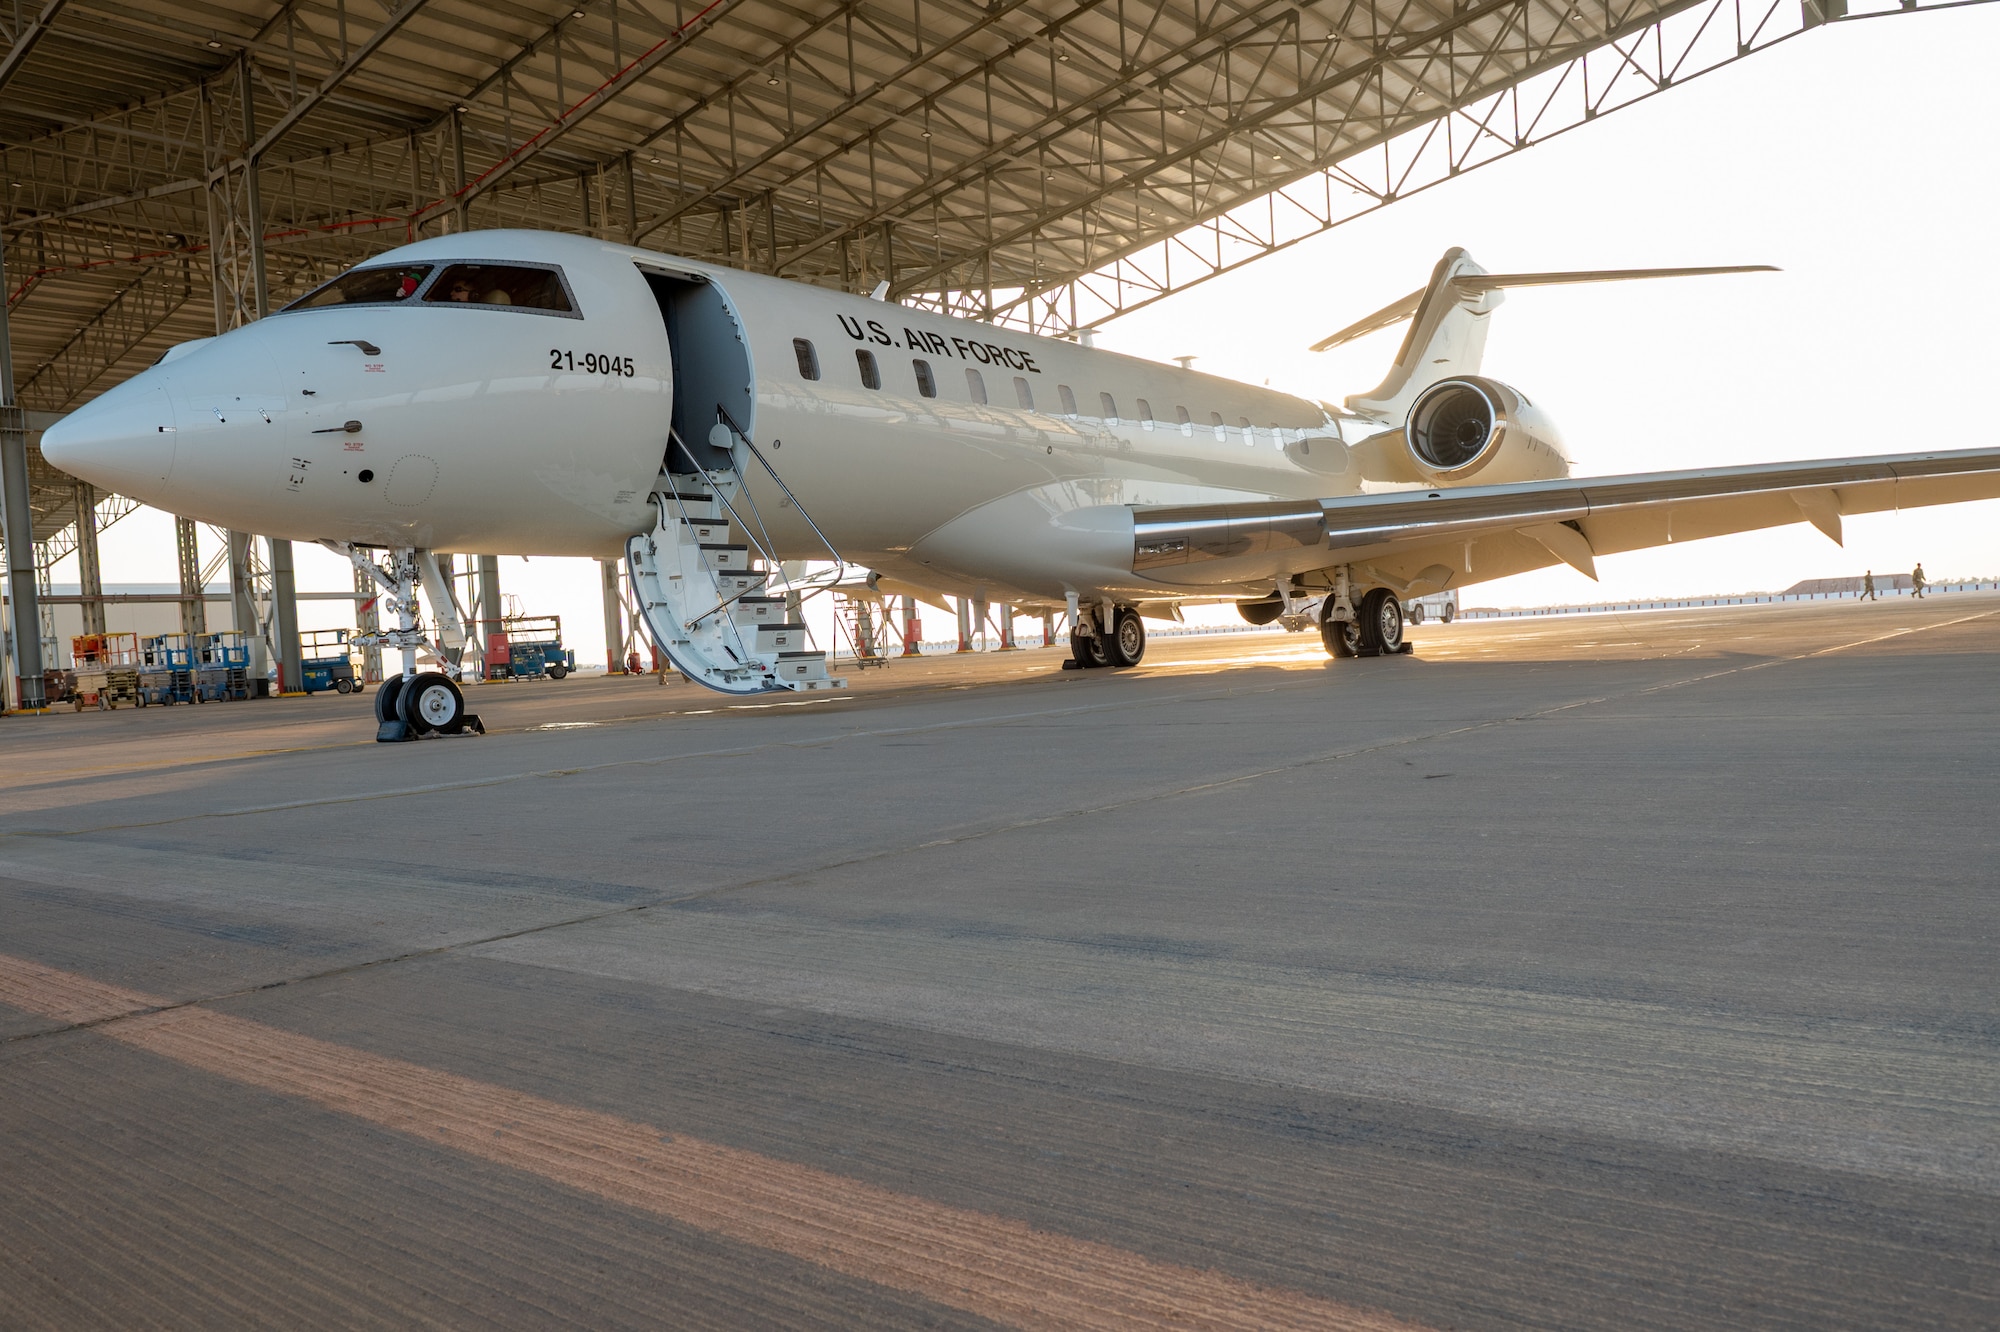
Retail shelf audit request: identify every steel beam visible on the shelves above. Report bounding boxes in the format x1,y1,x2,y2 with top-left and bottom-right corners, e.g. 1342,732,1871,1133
0,0,70,99
174,514,206,635
477,553,501,680
600,557,624,673
74,479,103,634
0,238,44,709
268,536,302,693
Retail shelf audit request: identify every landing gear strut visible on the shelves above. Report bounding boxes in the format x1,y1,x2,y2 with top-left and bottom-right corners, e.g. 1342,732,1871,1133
338,543,485,742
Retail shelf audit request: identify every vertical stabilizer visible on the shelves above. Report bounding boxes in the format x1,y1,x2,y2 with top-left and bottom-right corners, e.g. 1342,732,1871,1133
1341,248,1500,423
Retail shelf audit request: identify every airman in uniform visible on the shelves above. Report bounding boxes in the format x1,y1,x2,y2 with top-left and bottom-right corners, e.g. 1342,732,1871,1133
1912,563,1928,599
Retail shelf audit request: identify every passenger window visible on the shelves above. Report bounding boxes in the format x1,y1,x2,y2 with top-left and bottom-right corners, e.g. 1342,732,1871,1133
1058,384,1078,415
1175,405,1193,437
913,358,937,398
856,348,881,390
1237,416,1254,444
966,368,988,404
286,264,434,309
1136,397,1153,430
421,262,574,312
794,338,820,380
1099,391,1118,422
1014,376,1034,409
1210,411,1227,440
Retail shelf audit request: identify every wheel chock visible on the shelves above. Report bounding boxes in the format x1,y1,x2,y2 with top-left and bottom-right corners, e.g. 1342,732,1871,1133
375,719,416,743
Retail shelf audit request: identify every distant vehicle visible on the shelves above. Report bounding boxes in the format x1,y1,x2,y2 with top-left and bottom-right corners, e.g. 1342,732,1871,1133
1406,590,1458,625
299,629,360,694
487,615,576,681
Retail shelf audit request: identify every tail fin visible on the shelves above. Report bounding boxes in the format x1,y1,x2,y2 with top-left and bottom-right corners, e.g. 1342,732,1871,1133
1318,250,1777,423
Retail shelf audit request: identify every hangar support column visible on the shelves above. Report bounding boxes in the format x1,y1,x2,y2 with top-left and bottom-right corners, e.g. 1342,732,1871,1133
75,484,105,635
175,516,206,635
477,554,502,680
206,57,298,695
0,241,43,710
600,559,625,672
268,538,302,693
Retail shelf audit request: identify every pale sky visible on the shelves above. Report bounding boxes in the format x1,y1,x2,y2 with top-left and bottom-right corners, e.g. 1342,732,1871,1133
82,4,2000,661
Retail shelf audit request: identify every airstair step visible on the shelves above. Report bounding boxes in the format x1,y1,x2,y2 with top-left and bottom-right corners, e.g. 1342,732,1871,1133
772,650,842,689
735,596,789,625
714,569,769,595
676,516,731,545
754,623,812,654
699,543,751,571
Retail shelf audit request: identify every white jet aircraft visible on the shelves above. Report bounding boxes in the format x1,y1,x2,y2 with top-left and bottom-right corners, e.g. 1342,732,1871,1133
41,229,2000,739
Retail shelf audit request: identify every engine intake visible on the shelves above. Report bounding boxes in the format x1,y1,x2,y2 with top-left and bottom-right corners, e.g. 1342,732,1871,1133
1408,379,1497,476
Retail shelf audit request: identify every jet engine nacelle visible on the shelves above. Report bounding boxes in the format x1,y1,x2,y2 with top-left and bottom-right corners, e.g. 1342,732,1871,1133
1403,376,1565,484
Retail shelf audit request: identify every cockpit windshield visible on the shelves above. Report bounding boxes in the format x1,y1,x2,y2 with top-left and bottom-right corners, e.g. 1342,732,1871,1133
422,263,574,313
284,265,434,310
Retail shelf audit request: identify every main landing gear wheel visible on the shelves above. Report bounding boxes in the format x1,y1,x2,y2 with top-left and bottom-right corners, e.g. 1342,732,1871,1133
1365,588,1407,655
398,671,466,735
1070,626,1110,668
1106,606,1146,667
1321,604,1361,658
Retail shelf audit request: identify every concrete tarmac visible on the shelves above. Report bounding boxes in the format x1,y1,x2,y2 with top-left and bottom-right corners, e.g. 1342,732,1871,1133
2,597,1996,1329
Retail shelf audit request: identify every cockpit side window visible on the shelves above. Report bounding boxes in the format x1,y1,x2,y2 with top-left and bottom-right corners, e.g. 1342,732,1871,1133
422,263,576,313
284,265,434,310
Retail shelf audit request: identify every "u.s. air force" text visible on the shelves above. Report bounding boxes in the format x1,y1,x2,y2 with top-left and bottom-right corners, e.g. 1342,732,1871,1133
836,314,1041,373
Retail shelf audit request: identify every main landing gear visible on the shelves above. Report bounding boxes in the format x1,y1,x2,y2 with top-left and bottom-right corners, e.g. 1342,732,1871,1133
336,544,486,743
1066,603,1147,670
1320,585,1412,659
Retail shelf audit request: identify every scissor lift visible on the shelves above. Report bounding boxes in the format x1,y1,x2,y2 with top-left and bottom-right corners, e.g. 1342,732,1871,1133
71,633,141,710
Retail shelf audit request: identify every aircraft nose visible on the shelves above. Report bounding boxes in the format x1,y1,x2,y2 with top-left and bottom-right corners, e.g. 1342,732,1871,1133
39,374,177,497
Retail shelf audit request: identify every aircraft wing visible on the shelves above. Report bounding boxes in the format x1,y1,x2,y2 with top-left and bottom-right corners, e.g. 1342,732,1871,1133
1130,446,2000,594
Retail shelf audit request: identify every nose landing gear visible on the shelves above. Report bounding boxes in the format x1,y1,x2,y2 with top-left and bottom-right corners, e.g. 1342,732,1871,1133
338,543,486,742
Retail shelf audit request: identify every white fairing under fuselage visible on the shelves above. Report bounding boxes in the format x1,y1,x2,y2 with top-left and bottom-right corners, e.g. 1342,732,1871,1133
41,229,1569,608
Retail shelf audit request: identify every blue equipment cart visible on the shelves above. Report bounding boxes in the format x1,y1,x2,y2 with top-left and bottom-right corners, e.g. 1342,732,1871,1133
488,615,575,680
300,629,360,694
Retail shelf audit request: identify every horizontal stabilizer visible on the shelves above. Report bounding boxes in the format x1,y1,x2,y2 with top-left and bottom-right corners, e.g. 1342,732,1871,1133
1311,264,1778,353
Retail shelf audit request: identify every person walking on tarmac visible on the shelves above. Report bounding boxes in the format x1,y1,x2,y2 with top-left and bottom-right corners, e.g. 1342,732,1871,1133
1861,570,1877,601
1912,563,1929,599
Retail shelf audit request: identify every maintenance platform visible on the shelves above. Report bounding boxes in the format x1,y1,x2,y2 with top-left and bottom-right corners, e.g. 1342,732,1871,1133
2,596,1996,1330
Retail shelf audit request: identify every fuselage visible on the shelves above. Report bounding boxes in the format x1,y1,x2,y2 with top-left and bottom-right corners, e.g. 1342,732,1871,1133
42,229,1567,608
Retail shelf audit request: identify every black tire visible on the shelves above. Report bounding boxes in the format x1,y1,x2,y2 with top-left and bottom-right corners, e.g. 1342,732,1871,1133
1106,607,1146,667
374,675,406,725
1320,603,1361,658
1070,628,1109,668
1363,588,1405,654
547,664,568,680
1440,603,1455,624
397,671,466,735
335,677,354,694
1407,603,1425,626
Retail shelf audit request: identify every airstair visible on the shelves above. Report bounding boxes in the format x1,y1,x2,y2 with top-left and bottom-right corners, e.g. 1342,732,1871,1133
626,428,848,696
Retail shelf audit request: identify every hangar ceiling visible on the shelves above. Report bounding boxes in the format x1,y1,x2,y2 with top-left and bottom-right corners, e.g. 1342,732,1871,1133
4,0,1961,427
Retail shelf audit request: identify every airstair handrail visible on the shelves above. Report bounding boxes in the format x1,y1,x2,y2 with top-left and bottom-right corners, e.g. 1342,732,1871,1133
715,405,846,579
